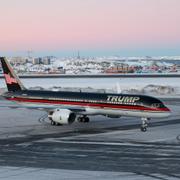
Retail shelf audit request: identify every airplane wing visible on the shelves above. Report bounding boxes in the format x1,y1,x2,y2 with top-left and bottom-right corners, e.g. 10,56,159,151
0,98,86,113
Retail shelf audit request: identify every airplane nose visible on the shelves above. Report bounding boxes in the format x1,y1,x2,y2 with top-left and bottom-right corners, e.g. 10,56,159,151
164,106,171,112
163,106,171,117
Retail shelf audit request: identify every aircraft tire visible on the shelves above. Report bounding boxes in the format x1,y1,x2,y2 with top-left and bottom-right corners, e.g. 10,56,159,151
77,116,89,123
141,126,147,132
84,117,90,123
56,123,63,126
51,120,56,126
77,117,83,122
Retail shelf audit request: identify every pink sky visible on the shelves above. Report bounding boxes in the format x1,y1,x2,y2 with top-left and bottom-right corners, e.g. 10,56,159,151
0,0,180,55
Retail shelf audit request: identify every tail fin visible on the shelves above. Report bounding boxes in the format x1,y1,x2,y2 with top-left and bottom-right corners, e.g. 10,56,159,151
0,57,26,92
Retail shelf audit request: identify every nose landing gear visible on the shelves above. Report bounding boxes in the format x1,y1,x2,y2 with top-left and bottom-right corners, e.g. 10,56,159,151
141,117,150,132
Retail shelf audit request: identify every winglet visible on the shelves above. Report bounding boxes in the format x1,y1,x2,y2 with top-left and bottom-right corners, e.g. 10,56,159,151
0,57,26,92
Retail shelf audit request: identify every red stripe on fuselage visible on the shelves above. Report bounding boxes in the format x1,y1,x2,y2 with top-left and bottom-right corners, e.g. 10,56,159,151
7,97,169,112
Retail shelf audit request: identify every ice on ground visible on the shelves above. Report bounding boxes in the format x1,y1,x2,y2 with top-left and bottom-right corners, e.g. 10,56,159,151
0,166,167,180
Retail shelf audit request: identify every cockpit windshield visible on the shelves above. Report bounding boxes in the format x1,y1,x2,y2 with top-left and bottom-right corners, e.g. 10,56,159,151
151,103,163,108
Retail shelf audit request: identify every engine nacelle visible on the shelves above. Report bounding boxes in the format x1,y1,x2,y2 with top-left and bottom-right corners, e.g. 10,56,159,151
50,109,76,125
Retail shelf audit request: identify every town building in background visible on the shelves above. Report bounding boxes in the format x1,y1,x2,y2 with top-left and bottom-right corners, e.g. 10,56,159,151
0,56,179,75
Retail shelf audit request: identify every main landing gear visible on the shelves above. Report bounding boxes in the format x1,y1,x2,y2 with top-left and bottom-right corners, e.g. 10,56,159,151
141,117,150,132
50,120,63,126
77,116,90,123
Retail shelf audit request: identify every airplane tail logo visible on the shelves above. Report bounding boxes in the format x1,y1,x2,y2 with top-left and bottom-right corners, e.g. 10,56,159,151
4,74,18,84
0,57,26,92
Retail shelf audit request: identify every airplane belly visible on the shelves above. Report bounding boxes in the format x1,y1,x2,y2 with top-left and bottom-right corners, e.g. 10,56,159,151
10,100,170,118
85,107,170,118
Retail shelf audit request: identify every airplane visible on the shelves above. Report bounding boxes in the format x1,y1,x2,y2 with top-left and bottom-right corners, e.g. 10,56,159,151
0,57,171,132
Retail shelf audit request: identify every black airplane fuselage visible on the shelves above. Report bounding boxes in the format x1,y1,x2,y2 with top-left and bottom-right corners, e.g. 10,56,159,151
3,89,170,118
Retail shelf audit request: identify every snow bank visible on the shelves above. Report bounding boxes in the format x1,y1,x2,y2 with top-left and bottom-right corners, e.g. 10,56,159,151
120,85,176,95
26,84,180,97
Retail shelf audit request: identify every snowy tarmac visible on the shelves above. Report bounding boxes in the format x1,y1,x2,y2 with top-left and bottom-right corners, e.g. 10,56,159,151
0,98,180,179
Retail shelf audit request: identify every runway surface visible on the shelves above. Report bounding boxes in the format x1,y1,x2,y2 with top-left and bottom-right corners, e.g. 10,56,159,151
0,98,180,179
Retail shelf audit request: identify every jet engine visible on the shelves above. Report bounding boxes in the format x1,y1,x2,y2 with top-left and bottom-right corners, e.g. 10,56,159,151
49,109,76,125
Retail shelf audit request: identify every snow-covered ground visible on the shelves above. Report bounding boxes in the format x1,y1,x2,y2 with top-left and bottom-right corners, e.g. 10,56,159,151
45,58,177,74
0,76,180,179
0,166,172,180
0,102,180,179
